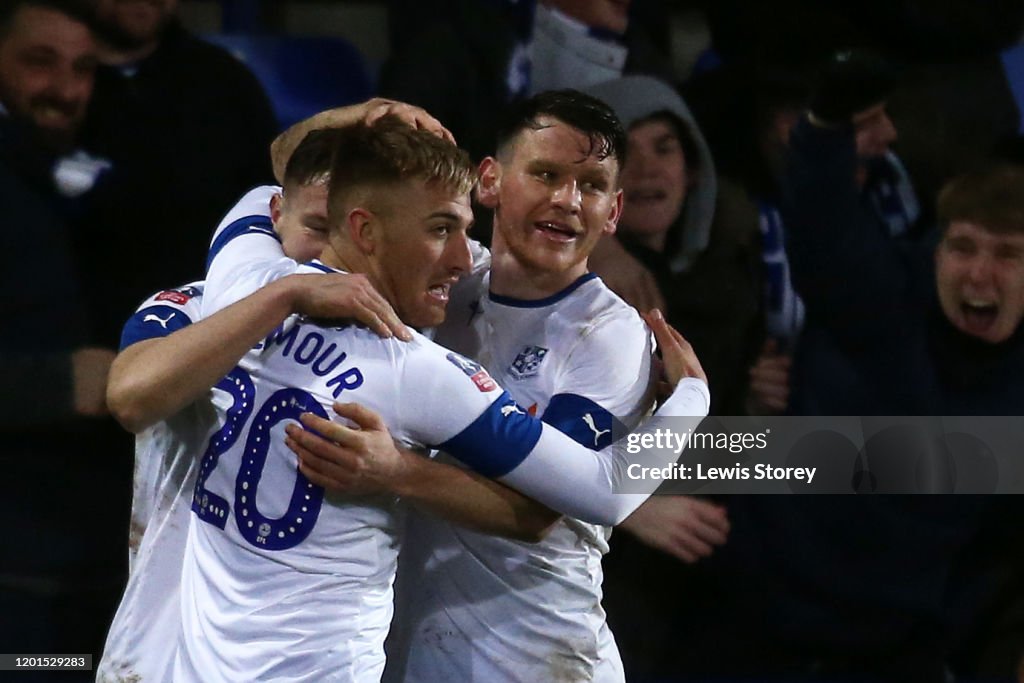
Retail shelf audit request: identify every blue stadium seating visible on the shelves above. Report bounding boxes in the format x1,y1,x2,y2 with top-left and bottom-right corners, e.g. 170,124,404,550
203,33,375,130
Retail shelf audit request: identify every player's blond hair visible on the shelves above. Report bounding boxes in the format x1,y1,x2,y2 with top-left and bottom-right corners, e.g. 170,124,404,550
327,115,476,223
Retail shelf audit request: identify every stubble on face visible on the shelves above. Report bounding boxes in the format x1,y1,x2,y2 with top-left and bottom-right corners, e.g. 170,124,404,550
487,118,621,298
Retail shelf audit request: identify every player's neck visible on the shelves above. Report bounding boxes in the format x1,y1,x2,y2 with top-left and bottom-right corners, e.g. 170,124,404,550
318,246,357,275
488,246,588,301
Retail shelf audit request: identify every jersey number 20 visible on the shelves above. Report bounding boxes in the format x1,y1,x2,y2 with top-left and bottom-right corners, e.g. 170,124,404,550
191,368,327,551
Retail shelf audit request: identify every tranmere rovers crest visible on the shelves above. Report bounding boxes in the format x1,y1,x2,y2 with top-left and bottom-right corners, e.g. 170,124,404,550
509,345,549,380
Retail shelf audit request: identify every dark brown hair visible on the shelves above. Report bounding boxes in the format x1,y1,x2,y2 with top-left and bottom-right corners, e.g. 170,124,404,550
938,164,1024,235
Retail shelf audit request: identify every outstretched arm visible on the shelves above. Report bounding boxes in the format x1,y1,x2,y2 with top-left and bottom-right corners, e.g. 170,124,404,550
287,403,559,542
782,117,923,348
289,310,710,527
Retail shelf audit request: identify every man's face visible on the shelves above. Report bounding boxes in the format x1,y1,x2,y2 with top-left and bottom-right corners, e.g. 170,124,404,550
369,182,474,328
271,182,330,263
0,6,97,150
92,0,177,50
620,117,688,247
853,102,897,160
481,117,622,283
936,220,1024,344
544,0,631,34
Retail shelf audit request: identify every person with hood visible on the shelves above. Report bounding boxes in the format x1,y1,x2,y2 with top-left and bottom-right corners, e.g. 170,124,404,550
585,75,762,416
581,74,756,678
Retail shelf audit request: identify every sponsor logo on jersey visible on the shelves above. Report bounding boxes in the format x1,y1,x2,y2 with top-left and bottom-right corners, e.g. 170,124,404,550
509,345,549,380
446,352,497,392
155,285,201,305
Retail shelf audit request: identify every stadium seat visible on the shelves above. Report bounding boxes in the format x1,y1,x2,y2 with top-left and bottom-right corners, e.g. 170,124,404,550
1001,43,1024,134
203,33,375,130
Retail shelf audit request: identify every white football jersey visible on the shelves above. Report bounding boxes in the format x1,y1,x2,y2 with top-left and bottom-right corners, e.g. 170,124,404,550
175,263,546,683
176,189,710,682
98,283,230,683
387,271,654,683
201,184,297,320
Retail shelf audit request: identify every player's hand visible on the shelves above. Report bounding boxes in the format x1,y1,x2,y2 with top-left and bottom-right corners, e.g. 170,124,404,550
72,347,116,417
619,495,730,563
361,98,455,144
285,273,411,341
746,338,791,414
271,98,454,182
642,309,707,387
285,401,410,495
588,235,666,313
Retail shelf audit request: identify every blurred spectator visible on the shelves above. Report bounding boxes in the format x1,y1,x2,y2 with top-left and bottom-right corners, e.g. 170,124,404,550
0,0,128,670
382,0,672,162
697,0,1024,68
683,64,811,416
669,131,1024,681
692,0,1024,251
76,0,278,348
584,74,761,415
581,75,744,678
886,53,1022,226
783,49,921,415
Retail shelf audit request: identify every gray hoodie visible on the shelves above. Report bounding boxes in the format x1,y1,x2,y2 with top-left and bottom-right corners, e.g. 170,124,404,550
583,75,717,274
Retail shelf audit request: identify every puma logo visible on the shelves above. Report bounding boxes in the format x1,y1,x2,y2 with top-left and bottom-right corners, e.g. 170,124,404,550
581,413,611,446
501,404,524,417
143,312,175,329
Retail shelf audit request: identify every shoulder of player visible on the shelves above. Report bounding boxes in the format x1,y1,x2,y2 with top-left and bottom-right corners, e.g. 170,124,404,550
136,281,205,318
209,185,279,242
565,280,648,349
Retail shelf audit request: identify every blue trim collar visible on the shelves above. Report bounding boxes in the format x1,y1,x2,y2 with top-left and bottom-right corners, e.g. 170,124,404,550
488,272,597,308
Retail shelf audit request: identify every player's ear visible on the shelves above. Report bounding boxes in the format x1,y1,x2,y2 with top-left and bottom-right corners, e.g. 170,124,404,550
604,188,623,237
270,192,285,226
476,157,502,209
346,207,377,255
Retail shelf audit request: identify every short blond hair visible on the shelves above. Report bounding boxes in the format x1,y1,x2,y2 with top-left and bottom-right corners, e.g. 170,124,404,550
327,114,476,222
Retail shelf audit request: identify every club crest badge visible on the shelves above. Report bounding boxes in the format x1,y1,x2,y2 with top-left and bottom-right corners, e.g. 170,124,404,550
509,345,549,380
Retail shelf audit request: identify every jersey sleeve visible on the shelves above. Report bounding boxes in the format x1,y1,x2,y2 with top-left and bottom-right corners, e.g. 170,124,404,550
119,283,204,350
201,185,298,319
469,238,491,276
542,309,653,450
401,338,711,526
502,378,710,526
397,343,543,477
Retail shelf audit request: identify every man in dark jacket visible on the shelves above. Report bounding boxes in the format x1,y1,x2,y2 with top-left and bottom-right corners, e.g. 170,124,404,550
77,0,278,348
0,0,131,668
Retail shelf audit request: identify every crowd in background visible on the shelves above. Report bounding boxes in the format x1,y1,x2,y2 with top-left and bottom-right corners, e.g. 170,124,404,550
2,0,1024,680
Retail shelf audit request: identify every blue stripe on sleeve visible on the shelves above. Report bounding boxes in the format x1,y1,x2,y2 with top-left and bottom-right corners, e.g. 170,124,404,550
119,305,193,350
205,216,278,272
440,391,543,477
541,393,621,450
